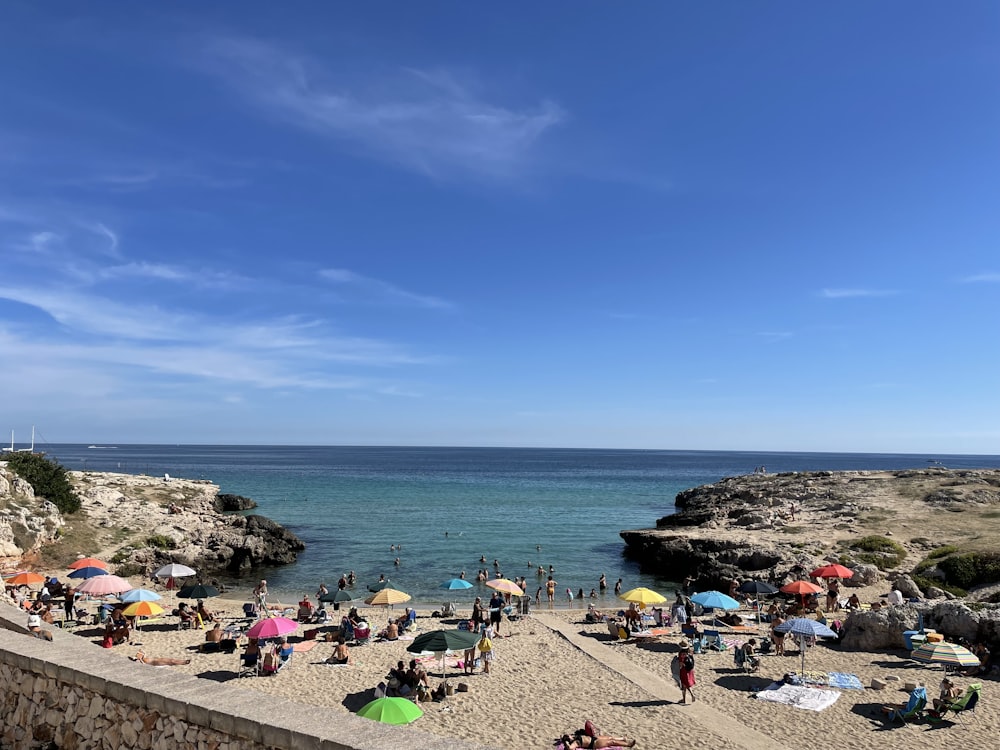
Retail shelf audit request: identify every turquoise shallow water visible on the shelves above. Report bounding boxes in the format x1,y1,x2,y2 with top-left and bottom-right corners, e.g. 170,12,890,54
46,445,1000,608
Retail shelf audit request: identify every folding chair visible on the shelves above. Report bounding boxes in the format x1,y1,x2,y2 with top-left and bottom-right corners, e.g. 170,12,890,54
929,683,982,726
885,687,927,726
238,651,261,678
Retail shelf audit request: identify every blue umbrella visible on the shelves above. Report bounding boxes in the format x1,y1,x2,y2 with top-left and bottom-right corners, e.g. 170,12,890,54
119,588,162,603
690,590,740,611
773,617,837,674
440,578,473,591
67,567,109,579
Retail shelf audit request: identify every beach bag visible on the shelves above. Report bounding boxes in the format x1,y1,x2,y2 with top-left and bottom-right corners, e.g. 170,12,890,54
478,635,493,653
101,636,114,649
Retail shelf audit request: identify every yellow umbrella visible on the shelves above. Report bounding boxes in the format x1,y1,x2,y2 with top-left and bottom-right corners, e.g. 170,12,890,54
365,588,411,606
485,578,524,596
122,601,164,617
619,587,667,608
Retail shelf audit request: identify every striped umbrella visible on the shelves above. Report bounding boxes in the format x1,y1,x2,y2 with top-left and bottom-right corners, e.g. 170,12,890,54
911,641,981,673
76,574,133,596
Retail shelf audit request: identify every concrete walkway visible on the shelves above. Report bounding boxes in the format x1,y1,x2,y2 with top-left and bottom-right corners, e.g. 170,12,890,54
533,614,790,750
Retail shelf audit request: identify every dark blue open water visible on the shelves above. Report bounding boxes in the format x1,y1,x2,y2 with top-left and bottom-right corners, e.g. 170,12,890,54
43,445,1000,608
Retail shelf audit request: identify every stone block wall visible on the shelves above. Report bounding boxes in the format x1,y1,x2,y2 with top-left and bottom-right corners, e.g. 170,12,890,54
0,603,487,750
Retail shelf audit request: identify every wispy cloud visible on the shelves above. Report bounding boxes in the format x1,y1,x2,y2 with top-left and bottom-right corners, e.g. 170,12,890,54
320,268,454,310
756,331,793,342
960,272,1000,283
198,36,565,181
820,288,899,299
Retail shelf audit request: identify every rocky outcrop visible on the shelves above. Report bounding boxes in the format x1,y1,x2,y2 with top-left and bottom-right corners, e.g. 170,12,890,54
0,465,64,562
840,605,920,650
924,601,1000,644
69,472,303,576
621,468,1000,591
214,493,257,512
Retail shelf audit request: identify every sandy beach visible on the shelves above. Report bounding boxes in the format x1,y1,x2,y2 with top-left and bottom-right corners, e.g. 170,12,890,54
57,582,994,749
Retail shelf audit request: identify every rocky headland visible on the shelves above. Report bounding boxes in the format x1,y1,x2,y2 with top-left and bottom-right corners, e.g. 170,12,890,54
621,468,1000,596
0,463,303,577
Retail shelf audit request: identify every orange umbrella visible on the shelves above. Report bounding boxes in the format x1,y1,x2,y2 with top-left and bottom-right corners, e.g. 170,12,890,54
780,580,823,596
4,571,46,586
122,601,164,618
69,557,109,570
485,578,525,596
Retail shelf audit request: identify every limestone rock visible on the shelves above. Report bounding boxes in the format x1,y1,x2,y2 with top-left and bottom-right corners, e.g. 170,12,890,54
893,574,923,599
214,493,257,512
846,563,880,587
840,604,920,650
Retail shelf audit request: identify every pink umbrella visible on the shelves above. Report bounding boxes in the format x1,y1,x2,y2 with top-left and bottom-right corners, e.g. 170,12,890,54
76,574,133,596
246,616,299,640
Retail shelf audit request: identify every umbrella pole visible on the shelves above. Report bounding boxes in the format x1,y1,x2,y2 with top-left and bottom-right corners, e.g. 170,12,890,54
800,634,806,675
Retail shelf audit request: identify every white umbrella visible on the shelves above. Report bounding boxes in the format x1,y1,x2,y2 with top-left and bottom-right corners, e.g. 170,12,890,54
154,563,196,578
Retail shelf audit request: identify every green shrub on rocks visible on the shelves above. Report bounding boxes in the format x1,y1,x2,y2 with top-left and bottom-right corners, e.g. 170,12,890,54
3,452,81,514
146,534,177,550
848,535,906,569
938,552,1000,590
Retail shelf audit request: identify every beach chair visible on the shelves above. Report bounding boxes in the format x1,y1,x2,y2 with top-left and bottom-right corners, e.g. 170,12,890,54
929,683,981,726
352,622,371,645
885,687,927,726
703,629,726,651
734,645,748,672
239,650,261,678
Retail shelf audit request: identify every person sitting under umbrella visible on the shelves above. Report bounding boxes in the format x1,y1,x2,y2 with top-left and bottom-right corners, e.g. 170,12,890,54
405,659,429,693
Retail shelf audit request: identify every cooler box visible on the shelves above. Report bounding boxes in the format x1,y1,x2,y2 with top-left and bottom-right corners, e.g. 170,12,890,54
925,632,944,643
904,630,927,650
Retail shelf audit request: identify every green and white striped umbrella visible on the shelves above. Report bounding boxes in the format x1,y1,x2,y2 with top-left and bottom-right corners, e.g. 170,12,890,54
911,641,980,672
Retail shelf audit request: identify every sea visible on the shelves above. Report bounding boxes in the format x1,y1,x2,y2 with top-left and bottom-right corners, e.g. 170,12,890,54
40,445,1000,609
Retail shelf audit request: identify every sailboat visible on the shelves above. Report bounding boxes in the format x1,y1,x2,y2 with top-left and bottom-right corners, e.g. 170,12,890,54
2,426,36,453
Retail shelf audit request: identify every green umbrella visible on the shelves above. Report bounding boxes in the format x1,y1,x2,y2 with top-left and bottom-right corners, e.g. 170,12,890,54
356,697,424,725
407,628,483,682
319,589,355,604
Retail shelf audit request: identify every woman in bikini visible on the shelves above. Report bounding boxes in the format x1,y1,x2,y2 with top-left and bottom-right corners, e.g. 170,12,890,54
559,731,636,748
132,650,191,666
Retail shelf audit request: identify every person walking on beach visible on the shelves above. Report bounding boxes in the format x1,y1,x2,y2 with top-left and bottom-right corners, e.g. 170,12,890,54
677,641,696,704
253,580,268,610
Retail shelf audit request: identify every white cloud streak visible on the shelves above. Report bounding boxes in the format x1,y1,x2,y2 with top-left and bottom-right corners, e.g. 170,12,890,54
199,36,565,181
320,268,454,310
820,288,899,299
960,272,1000,283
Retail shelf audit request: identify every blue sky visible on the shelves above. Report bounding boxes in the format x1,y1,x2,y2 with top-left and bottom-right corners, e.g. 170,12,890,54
1,3,998,452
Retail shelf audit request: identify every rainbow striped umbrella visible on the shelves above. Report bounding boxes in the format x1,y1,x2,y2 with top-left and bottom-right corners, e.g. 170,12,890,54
911,641,981,672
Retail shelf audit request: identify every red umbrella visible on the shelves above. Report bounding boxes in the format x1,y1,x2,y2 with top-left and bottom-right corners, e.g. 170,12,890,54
780,580,823,597
69,557,109,570
809,564,853,580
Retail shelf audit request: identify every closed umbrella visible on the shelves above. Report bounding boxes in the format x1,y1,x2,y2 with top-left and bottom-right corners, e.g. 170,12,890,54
119,588,162,603
246,616,299,640
619,587,667,608
773,617,837,674
68,557,109,570
690,590,741,611
77,574,133,596
365,588,411,607
67,566,108,580
177,584,220,599
356,696,423,725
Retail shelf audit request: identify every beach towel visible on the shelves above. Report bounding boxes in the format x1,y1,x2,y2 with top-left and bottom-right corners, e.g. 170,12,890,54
755,683,840,712
827,672,864,690
292,641,318,653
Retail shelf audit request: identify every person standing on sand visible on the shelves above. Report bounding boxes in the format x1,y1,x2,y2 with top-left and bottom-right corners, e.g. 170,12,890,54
253,580,268,609
677,641,696,704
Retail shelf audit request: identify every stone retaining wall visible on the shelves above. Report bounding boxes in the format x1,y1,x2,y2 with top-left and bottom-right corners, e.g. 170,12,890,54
0,603,487,750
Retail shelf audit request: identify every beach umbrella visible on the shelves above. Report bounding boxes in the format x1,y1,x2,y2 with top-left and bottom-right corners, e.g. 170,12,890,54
319,589,356,604
67,566,108,580
440,578,473,591
780,580,823,596
773,617,838,674
122,601,164,618
690,590,741,611
407,628,482,683
177,584,220,599
3,571,46,586
76,574,133,596
119,588,161,603
485,578,524,596
367,579,392,593
365,588,411,607
154,563,196,578
68,557,109,570
911,641,981,674
356,696,423,725
619,587,667,608
739,580,779,595
809,564,854,580
246,616,299,640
